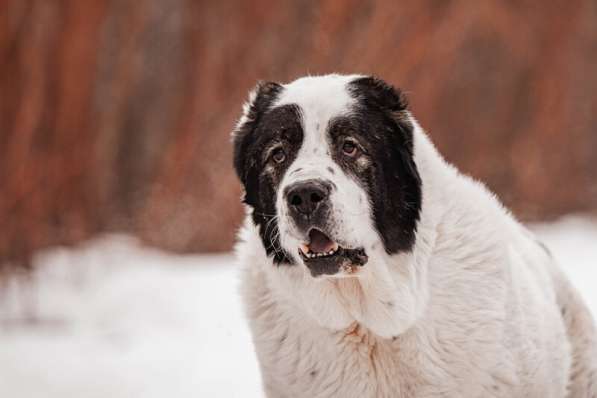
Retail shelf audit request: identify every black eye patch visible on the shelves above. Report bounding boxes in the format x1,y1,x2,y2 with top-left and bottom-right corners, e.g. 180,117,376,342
254,105,303,170
328,77,421,255
233,100,304,264
328,117,372,154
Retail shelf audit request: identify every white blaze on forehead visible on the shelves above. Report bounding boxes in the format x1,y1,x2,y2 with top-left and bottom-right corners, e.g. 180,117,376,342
274,74,362,113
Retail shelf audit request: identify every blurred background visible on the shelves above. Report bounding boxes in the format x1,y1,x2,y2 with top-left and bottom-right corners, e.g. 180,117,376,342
1,1,596,397
2,0,597,268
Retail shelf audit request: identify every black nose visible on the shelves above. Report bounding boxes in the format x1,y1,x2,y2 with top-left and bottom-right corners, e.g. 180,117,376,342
286,180,330,216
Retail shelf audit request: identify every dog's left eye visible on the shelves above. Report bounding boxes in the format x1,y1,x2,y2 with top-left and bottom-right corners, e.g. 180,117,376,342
271,148,286,163
342,140,358,156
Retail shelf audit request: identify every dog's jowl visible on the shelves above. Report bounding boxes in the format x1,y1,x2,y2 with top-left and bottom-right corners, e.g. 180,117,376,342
232,74,597,398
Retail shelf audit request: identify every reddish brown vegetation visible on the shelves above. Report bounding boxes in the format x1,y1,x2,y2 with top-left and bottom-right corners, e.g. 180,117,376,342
1,0,596,267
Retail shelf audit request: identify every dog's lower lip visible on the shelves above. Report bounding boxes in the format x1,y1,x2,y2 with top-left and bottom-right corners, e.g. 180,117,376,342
297,229,368,276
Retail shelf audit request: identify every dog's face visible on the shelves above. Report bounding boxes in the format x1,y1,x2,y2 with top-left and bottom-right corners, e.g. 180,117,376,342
233,75,421,277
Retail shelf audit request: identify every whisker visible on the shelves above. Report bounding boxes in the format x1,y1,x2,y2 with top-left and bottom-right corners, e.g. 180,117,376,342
254,211,278,218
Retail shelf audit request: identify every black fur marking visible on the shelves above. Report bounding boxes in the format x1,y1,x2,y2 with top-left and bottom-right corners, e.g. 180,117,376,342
327,167,334,174
233,82,304,264
328,76,422,254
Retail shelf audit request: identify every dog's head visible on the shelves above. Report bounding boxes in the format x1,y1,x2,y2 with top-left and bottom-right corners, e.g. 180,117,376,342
233,75,421,278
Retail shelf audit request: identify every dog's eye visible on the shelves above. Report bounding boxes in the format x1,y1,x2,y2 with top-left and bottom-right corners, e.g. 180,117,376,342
342,140,358,156
271,148,286,163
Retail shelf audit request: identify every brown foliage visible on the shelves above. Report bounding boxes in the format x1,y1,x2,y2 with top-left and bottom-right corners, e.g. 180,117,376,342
1,0,596,266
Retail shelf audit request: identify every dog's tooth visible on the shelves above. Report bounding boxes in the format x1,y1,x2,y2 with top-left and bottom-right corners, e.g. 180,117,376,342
299,244,309,255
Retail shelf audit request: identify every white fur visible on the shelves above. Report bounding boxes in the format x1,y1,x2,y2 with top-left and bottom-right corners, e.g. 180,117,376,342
235,75,597,397
274,74,377,272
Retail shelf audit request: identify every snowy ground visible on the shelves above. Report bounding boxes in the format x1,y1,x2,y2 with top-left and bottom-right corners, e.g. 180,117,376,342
0,216,596,398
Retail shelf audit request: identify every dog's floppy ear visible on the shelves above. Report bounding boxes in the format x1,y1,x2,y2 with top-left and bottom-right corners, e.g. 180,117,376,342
349,76,409,119
232,81,282,186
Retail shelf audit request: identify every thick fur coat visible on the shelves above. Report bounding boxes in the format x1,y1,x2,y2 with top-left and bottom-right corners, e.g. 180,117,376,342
232,74,597,397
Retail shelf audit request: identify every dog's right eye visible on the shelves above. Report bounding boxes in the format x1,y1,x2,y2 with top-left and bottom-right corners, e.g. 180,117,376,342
342,140,358,157
272,148,286,164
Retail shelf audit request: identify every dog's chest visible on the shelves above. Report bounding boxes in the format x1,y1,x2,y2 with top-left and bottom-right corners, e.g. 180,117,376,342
258,321,426,398
254,313,527,398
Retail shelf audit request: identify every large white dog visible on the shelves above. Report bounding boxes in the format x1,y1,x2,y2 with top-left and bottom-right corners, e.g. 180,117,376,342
232,74,596,397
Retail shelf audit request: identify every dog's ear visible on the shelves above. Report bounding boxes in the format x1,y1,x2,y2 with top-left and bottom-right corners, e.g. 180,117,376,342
232,81,282,185
349,76,409,120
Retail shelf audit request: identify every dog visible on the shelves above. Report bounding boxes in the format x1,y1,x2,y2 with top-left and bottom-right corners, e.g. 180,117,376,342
232,74,597,397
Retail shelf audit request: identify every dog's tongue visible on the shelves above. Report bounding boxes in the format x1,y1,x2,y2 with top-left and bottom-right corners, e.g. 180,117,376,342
308,229,335,253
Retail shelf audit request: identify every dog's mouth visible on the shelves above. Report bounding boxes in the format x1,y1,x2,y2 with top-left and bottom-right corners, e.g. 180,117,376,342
298,229,368,277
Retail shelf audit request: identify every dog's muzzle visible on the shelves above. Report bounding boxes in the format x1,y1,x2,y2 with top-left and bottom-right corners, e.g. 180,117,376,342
285,179,368,277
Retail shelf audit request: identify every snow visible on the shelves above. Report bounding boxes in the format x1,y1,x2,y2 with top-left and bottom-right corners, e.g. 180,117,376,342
0,238,261,398
1,216,596,397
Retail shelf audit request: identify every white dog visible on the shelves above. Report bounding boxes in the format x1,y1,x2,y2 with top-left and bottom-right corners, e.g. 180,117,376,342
232,74,596,397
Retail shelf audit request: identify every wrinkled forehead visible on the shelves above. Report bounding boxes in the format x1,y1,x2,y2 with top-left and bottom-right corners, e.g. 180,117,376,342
273,74,362,134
